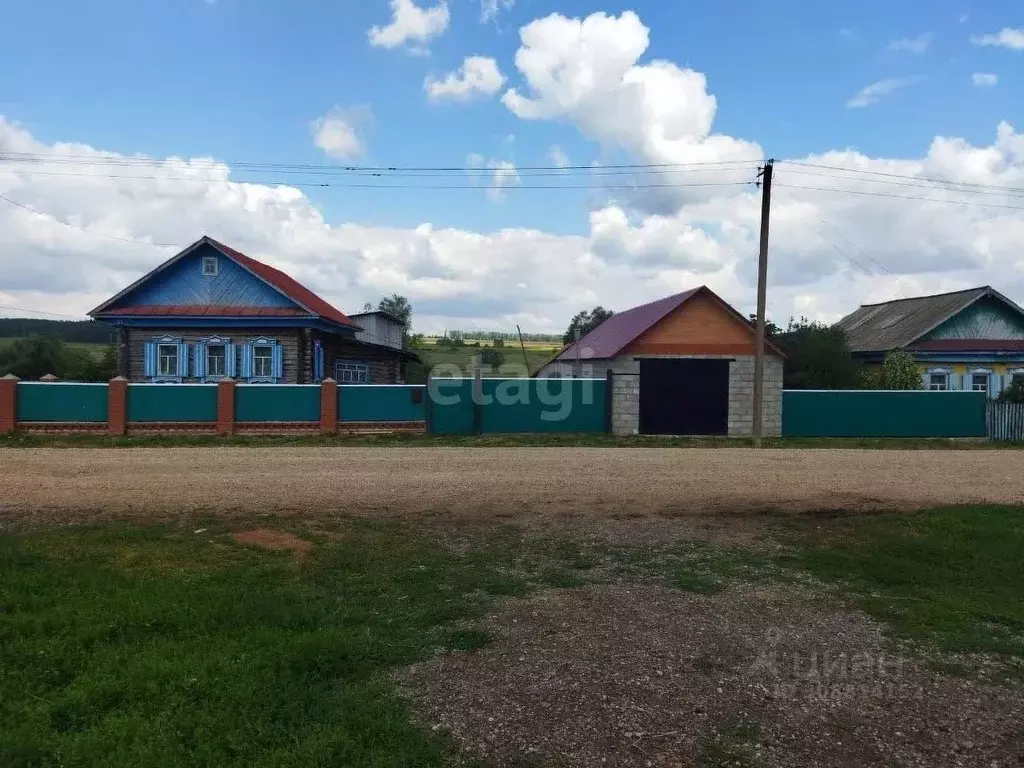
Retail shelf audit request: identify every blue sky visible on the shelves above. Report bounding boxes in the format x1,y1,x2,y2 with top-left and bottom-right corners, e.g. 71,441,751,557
0,1,1022,330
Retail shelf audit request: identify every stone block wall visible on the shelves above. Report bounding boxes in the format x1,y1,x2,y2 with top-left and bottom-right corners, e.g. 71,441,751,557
611,373,640,435
727,355,784,436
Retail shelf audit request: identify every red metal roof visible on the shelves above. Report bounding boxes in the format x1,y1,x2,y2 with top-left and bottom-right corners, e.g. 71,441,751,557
105,305,308,317
206,239,359,330
909,339,1024,352
554,286,782,361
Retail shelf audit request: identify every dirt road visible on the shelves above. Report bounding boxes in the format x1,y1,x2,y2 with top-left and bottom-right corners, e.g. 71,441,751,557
1,447,1022,525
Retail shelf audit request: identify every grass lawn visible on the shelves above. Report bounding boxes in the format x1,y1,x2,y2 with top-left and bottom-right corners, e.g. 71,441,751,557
2,506,1022,765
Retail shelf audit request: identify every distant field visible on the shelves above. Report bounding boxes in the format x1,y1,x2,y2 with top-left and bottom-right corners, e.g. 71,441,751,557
0,338,107,359
422,336,559,350
410,342,560,379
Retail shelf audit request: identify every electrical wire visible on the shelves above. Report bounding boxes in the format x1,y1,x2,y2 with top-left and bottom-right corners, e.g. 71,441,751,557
0,194,182,247
0,303,89,320
772,182,1024,211
779,160,1024,195
778,166,1024,199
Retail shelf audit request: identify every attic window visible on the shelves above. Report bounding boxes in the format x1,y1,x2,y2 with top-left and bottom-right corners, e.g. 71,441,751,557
202,255,219,276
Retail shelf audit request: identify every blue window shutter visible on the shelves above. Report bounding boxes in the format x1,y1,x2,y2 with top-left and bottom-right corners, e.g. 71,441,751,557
271,343,283,379
143,341,157,377
240,343,252,379
225,343,236,377
194,342,206,379
178,342,189,377
949,372,959,391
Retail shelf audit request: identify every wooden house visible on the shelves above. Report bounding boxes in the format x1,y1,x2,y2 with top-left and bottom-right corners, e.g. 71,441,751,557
837,286,1024,396
89,236,416,384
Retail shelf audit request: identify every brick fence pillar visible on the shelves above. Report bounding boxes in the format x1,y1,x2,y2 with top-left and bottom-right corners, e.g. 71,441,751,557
108,376,128,436
320,378,338,434
217,378,236,436
0,374,18,433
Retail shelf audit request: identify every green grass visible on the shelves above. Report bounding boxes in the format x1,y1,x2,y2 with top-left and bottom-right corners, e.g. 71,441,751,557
1,431,1016,450
3,507,1023,765
0,521,528,767
409,344,559,379
790,505,1024,659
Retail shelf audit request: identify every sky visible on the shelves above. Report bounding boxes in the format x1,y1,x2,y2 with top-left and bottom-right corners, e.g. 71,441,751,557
0,0,1022,334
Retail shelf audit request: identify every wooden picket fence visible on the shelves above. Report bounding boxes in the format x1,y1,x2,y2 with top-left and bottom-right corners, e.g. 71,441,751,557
986,401,1024,441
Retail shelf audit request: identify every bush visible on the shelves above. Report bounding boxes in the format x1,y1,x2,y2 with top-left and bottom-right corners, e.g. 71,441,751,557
878,349,922,390
999,377,1024,403
479,348,505,368
0,335,115,381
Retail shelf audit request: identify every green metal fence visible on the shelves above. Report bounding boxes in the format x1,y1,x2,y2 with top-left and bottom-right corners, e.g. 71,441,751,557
429,377,607,435
16,383,108,423
339,385,425,422
782,390,987,438
126,384,218,423
235,385,321,423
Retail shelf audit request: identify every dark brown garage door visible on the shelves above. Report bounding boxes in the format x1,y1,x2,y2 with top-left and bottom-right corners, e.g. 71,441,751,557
639,358,730,435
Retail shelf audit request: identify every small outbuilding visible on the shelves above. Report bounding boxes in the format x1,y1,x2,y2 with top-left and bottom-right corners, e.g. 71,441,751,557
536,287,784,436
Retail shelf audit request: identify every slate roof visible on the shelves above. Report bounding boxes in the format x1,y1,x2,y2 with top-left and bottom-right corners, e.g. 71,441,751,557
835,286,1023,352
91,236,360,331
553,286,781,362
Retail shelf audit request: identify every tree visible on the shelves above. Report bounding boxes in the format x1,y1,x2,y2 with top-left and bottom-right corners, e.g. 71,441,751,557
773,318,861,390
999,377,1024,403
479,348,505,368
377,294,412,330
0,335,115,381
878,349,922,390
563,306,614,345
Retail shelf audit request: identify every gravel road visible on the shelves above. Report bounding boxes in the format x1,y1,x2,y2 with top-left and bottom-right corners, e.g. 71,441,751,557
1,446,1022,524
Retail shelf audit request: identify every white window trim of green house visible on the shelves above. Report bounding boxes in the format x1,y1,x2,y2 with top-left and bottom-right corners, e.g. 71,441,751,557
1009,368,1024,392
924,366,952,391
967,366,994,397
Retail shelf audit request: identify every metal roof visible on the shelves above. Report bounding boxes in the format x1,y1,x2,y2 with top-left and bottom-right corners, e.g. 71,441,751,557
834,286,1019,352
553,286,782,361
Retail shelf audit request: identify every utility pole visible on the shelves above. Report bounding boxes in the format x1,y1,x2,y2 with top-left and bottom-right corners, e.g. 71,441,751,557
752,159,774,449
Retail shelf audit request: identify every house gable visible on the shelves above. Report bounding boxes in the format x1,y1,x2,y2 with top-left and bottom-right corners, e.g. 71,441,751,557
920,295,1024,341
624,291,758,356
105,242,298,312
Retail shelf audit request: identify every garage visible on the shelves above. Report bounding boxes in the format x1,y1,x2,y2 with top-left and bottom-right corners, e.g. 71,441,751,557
639,358,730,435
536,286,785,437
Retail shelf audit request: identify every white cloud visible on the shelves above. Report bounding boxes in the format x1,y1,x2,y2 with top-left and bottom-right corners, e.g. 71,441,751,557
846,77,923,108
3,11,1024,335
487,160,520,201
970,27,1024,50
480,0,514,24
501,10,761,211
973,72,998,87
839,27,858,42
311,106,371,159
425,56,506,102
959,13,970,24
547,145,570,168
887,33,933,54
368,0,450,54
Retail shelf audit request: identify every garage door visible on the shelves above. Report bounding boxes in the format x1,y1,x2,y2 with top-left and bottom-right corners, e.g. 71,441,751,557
639,358,730,435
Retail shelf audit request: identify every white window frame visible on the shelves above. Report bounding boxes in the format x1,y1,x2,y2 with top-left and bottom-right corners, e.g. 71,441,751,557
968,367,993,396
252,344,274,379
335,360,370,385
157,344,179,377
201,255,219,276
927,371,949,391
206,343,228,378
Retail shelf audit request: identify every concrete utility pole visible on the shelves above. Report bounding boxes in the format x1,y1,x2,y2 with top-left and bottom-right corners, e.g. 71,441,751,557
752,159,774,449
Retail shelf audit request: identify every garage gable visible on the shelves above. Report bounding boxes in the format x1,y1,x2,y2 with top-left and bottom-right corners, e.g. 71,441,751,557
625,291,757,355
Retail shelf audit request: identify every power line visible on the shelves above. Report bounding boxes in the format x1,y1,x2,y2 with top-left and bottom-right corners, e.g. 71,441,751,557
0,194,181,248
792,202,892,275
0,170,756,191
0,303,89,320
779,166,1024,199
772,182,1024,211
779,160,1024,195
0,152,762,174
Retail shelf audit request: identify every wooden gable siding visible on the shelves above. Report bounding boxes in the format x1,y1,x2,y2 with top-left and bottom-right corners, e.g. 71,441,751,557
922,296,1024,341
624,292,757,355
113,243,295,310
125,326,303,383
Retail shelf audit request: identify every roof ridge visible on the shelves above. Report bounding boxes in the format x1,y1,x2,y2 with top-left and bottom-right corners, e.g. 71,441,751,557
857,286,990,308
